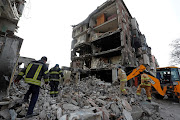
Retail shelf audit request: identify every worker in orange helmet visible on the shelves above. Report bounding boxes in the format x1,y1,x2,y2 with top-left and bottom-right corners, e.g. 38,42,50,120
136,71,152,102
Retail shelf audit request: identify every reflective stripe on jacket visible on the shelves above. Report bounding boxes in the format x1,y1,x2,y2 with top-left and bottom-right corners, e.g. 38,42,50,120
49,67,64,81
118,68,127,82
141,73,151,86
17,60,49,86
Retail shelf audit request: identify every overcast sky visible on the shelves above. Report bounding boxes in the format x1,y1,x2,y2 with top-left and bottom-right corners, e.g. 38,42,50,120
16,0,180,68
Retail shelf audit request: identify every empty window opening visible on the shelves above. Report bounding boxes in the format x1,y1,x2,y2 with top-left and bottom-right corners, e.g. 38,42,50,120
19,63,24,68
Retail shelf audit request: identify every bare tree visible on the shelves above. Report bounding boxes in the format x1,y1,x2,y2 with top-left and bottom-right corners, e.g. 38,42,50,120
169,39,180,65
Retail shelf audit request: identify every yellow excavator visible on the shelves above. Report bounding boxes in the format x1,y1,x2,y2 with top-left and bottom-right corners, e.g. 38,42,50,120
126,65,180,102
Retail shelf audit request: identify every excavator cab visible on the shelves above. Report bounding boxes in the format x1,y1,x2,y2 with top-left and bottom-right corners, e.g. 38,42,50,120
155,67,180,100
126,65,180,102
156,67,180,84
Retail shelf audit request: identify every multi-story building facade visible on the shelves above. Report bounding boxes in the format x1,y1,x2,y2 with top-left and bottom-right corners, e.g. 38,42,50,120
0,0,25,92
71,0,158,82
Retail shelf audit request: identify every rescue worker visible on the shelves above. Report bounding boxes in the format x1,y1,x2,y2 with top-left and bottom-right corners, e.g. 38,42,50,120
117,65,128,97
49,64,64,97
14,56,49,118
136,72,152,102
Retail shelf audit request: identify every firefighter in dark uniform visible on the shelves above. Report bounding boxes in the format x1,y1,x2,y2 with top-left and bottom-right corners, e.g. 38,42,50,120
49,64,64,97
14,56,49,118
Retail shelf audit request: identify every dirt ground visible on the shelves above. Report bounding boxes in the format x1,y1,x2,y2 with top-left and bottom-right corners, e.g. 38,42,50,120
154,98,180,120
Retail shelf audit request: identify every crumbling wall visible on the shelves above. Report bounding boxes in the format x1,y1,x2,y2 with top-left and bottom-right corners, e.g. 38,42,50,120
0,36,23,100
116,0,135,67
0,36,23,76
15,56,35,75
0,0,25,21
0,0,25,100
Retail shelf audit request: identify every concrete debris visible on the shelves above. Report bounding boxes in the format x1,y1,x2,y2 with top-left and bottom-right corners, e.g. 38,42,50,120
0,109,11,119
0,101,10,105
63,104,80,111
57,107,62,119
110,103,121,116
123,109,133,120
122,99,132,111
0,76,165,120
9,109,17,120
130,106,143,120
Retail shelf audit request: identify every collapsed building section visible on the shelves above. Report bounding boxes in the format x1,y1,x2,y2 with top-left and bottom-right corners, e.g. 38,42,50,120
71,0,159,83
15,56,36,74
0,0,25,96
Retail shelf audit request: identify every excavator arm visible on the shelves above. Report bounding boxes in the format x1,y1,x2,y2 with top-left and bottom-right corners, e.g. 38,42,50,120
127,65,146,80
127,65,166,96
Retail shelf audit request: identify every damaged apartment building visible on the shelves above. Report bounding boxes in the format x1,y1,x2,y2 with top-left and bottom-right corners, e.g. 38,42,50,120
0,0,25,94
71,0,159,83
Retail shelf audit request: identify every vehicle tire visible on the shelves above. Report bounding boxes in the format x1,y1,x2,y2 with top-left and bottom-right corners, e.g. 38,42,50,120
154,94,164,99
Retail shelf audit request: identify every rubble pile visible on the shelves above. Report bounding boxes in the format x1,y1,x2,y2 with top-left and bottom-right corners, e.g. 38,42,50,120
0,76,163,120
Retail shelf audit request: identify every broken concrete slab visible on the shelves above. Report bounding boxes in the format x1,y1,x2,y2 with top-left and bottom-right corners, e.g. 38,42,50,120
0,109,11,119
63,103,80,111
9,109,17,120
122,99,132,111
130,105,143,120
39,110,46,119
57,107,62,119
140,101,160,117
110,103,121,116
123,109,133,120
0,101,10,105
96,98,106,106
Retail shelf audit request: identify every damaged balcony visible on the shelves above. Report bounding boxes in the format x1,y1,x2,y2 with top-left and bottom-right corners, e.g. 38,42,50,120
90,2,119,40
72,24,88,38
72,24,89,48
90,2,118,31
93,16,118,33
72,43,92,61
91,30,122,57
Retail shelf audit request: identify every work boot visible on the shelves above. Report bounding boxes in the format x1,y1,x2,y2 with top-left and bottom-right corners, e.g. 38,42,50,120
146,99,151,102
54,94,57,97
25,112,39,118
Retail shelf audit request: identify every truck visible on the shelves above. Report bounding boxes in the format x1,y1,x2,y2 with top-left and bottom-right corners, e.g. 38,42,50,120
126,65,180,102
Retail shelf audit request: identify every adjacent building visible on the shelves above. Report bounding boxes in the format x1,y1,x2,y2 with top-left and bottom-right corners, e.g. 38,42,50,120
0,0,25,91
